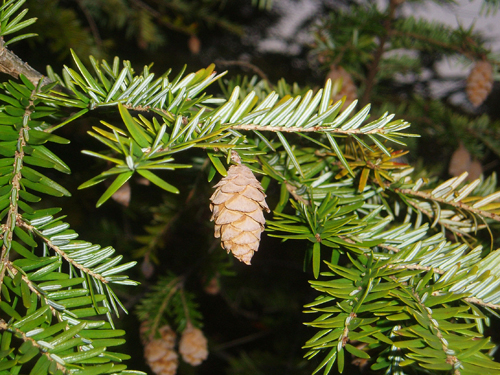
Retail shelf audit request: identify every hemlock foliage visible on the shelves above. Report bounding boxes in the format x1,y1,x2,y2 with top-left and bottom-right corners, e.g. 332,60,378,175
0,0,498,374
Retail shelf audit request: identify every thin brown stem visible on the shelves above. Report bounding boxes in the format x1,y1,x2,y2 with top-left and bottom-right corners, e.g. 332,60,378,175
0,38,51,86
179,285,192,328
412,289,460,373
285,181,310,206
360,0,401,107
0,321,70,373
0,89,35,297
5,261,59,316
395,188,500,222
18,221,110,284
149,278,180,340
215,59,271,87
76,0,102,47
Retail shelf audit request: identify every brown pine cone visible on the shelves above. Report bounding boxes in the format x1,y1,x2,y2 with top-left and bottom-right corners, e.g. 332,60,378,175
210,152,270,265
466,61,493,107
448,143,471,177
326,65,358,107
179,325,208,366
144,337,178,375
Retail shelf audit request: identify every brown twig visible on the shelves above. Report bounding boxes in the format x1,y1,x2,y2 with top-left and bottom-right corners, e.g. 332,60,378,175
395,188,500,222
229,123,408,134
215,59,272,87
360,0,401,107
390,30,481,60
130,0,196,35
18,221,110,285
149,277,181,340
76,0,102,47
464,297,500,310
0,38,51,86
5,261,59,316
285,181,310,206
0,321,69,374
411,289,460,373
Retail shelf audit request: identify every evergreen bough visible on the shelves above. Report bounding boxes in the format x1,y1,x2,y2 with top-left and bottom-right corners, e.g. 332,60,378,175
0,1,498,374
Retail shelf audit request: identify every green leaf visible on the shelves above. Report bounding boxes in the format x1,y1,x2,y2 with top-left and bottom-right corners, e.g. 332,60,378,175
48,108,89,133
118,103,152,148
3,17,36,36
207,152,227,177
345,343,370,359
3,32,37,46
31,146,71,174
48,322,87,346
23,155,56,169
20,280,30,310
277,132,303,177
337,346,344,373
60,347,106,364
28,260,62,281
96,171,133,208
312,242,321,279
326,134,354,177
0,301,22,320
13,226,37,247
137,169,179,194
21,179,64,197
70,49,105,96
11,240,38,260
29,355,50,375
71,363,115,375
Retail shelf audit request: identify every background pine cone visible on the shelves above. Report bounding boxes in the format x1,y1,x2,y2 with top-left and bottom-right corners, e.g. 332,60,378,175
466,61,493,107
326,65,358,108
143,325,178,375
179,325,208,366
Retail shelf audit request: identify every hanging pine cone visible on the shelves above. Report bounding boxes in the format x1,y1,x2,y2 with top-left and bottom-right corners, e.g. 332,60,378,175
326,65,358,108
210,152,270,265
144,326,179,375
179,324,208,366
466,61,493,107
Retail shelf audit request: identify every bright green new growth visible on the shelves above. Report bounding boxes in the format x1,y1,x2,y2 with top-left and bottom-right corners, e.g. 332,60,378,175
0,0,499,374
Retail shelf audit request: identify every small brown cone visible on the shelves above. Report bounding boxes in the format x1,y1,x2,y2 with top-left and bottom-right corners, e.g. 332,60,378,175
179,324,208,366
449,143,471,177
111,181,131,206
144,326,178,375
188,35,201,55
466,61,493,107
204,274,220,295
468,159,483,181
210,152,270,265
326,65,357,108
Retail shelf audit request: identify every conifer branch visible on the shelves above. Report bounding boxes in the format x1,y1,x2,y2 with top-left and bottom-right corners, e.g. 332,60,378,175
0,39,49,85
215,60,271,86
411,289,461,374
403,195,469,236
44,239,110,285
5,261,59,316
0,321,69,374
395,188,500,222
464,297,500,310
391,29,477,59
0,91,35,293
229,124,404,134
149,277,180,339
360,0,401,106
19,221,110,285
